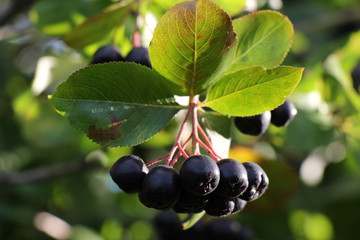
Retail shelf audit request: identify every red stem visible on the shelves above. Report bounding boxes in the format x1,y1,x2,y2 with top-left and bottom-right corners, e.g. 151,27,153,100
146,154,169,167
166,107,193,166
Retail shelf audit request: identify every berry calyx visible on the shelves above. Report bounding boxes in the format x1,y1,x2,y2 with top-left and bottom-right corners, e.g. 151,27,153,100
215,159,248,198
270,99,297,127
139,166,181,210
239,162,269,201
179,155,220,196
109,155,148,194
234,111,271,136
90,45,124,64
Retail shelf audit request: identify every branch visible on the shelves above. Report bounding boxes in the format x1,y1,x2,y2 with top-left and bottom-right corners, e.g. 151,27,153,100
0,160,103,185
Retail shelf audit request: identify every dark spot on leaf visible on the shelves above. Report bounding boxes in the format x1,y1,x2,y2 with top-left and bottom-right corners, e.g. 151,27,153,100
87,120,124,144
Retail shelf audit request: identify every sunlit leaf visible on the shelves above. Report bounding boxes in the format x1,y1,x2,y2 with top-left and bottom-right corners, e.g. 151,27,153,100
229,10,294,70
202,66,304,116
63,2,133,49
50,62,182,147
149,0,237,96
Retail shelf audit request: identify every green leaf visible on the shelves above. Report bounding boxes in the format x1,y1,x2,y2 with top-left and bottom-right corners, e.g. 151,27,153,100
50,62,182,147
63,2,133,49
179,211,205,230
149,0,237,96
212,0,246,16
229,10,294,70
202,66,304,116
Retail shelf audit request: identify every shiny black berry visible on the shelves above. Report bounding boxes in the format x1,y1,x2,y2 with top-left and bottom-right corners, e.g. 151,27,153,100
109,155,148,193
179,155,220,196
234,111,271,136
205,196,235,217
173,189,208,213
215,159,248,198
139,166,181,210
90,45,124,64
125,46,151,68
239,162,269,201
231,197,247,214
270,99,297,127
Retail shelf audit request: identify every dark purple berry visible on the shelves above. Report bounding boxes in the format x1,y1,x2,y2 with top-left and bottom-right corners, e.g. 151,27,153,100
179,155,220,196
153,211,183,240
270,99,297,127
173,190,208,213
90,45,124,64
205,196,235,217
204,219,255,240
215,159,248,198
125,46,151,68
109,155,148,193
140,166,181,210
234,111,271,136
239,162,269,201
231,197,247,214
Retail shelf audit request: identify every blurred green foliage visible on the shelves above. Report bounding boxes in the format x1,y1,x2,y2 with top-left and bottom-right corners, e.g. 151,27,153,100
1,0,360,239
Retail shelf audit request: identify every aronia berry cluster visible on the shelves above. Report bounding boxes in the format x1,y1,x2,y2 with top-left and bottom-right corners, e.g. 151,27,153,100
110,154,268,217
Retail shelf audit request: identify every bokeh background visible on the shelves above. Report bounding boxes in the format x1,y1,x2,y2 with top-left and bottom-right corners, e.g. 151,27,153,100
1,0,360,239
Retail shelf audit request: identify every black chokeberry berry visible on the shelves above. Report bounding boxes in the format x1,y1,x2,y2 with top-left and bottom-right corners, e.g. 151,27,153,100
173,189,208,213
204,218,255,240
179,155,220,196
215,159,248,198
270,99,297,127
125,46,151,68
231,197,247,214
90,45,124,64
109,155,148,194
205,196,235,217
153,211,183,240
234,111,271,136
140,166,181,210
239,162,269,201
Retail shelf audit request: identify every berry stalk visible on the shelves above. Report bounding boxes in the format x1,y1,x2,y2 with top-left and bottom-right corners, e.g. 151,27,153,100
146,95,222,167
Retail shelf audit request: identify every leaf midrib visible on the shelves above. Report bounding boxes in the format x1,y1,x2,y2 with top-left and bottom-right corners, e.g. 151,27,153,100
52,97,185,109
234,20,283,62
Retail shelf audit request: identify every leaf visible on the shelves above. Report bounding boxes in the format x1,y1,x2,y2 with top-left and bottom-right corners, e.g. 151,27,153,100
149,0,237,96
202,66,304,116
212,0,246,16
180,211,205,230
63,2,133,49
229,10,294,71
50,62,182,147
